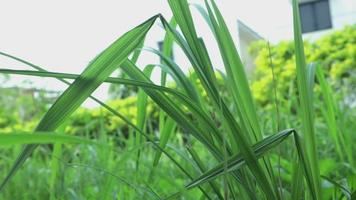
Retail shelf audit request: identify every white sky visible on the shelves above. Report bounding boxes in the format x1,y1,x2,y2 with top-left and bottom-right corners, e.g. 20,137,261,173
0,0,293,107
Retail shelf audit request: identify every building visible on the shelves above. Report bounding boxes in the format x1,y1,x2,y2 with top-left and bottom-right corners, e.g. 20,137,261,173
295,0,356,38
237,0,356,72
236,19,264,75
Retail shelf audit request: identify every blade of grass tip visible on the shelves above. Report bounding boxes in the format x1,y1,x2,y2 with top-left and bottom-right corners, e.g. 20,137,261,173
0,15,158,191
136,64,155,171
0,53,213,199
292,0,321,198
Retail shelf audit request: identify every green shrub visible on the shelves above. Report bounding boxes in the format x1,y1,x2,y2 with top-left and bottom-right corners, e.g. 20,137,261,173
250,25,356,108
66,97,158,137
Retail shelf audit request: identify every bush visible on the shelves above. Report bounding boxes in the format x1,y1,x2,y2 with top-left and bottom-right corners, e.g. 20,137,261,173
250,25,356,108
66,97,158,137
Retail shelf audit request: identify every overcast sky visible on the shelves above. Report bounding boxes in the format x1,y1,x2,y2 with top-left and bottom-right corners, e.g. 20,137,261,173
0,0,293,107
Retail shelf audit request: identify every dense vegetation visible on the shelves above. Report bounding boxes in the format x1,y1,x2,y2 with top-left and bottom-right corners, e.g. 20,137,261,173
251,25,356,108
0,0,355,199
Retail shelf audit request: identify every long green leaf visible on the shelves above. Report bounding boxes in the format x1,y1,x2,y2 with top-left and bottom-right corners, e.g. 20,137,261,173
0,133,95,146
165,1,276,198
0,15,158,191
185,129,294,190
180,129,315,200
0,52,212,198
292,0,321,198
135,64,155,170
315,64,350,164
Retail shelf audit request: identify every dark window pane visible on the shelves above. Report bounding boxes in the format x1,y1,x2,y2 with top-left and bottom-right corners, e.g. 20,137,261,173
315,1,332,30
299,0,332,33
300,3,316,33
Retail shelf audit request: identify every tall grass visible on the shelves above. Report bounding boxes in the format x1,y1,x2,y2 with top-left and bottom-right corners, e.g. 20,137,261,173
0,0,354,199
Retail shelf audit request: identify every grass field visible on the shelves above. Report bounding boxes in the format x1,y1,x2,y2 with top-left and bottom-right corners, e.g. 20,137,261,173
0,0,355,199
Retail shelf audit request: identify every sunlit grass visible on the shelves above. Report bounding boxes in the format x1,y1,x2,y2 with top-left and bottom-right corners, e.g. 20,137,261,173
0,0,354,199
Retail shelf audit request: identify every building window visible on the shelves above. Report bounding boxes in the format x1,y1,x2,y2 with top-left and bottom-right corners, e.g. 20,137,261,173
299,0,332,33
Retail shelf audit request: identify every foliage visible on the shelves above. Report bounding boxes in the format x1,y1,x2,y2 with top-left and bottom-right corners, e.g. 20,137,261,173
0,87,50,132
66,97,158,138
250,25,356,108
0,0,355,199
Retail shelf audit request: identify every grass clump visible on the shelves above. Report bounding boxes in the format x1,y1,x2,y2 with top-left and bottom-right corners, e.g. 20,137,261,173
0,0,355,199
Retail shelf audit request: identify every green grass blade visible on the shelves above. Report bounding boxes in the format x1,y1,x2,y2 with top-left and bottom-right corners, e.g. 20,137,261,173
49,124,66,200
49,143,62,200
121,59,220,157
315,64,350,164
145,48,200,102
292,0,321,198
205,0,262,142
0,15,158,191
165,1,277,198
0,132,96,145
135,64,155,170
0,52,213,198
153,117,176,167
159,17,176,86
186,146,224,200
185,129,294,190
183,129,316,199
321,176,352,199
137,65,155,132
130,35,146,64
0,68,223,145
